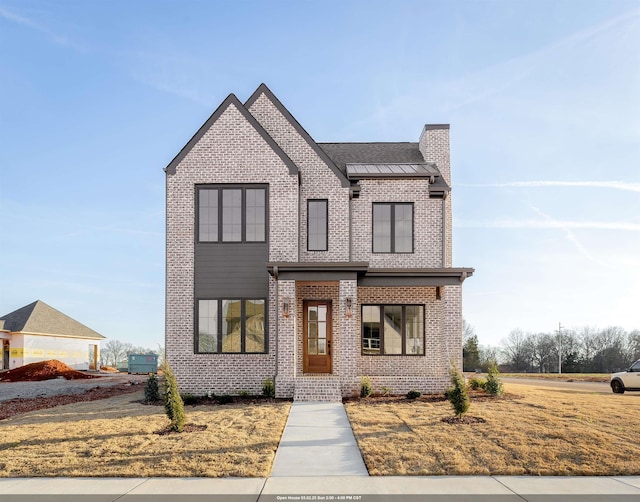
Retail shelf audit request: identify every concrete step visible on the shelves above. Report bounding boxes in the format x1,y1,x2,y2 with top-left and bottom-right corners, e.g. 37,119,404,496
293,376,342,401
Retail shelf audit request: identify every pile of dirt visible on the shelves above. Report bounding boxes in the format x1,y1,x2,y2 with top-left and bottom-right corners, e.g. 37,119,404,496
0,360,98,382
100,366,120,373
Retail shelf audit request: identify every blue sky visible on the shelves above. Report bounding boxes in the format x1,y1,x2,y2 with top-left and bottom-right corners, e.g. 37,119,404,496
1,0,638,349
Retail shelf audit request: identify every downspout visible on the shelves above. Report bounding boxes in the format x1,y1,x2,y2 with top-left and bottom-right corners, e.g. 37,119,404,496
273,266,279,384
441,197,446,267
348,192,353,262
297,172,301,262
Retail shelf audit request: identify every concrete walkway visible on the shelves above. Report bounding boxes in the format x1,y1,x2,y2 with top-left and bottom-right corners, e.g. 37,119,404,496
2,476,640,500
270,401,368,476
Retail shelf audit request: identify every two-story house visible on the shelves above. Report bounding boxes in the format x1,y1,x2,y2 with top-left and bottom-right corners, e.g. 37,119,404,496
165,84,473,401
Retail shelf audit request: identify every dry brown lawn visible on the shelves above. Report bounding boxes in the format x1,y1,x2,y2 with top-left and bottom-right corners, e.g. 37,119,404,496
345,382,640,476
0,390,290,477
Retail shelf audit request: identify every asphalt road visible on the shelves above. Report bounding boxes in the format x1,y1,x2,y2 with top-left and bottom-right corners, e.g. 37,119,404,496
502,377,614,394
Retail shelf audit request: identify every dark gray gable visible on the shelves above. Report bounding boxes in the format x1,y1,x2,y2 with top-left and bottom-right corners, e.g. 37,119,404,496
165,93,298,176
245,83,351,188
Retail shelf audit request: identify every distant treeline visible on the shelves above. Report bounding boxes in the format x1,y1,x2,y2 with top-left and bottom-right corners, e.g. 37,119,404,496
464,323,640,373
100,339,164,368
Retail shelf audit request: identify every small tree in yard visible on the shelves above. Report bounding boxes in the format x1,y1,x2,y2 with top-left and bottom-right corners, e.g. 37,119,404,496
447,363,470,418
144,373,160,402
162,361,186,432
484,361,504,396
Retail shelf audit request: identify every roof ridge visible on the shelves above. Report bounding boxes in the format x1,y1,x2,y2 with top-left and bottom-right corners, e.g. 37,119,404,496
165,93,298,177
245,84,351,188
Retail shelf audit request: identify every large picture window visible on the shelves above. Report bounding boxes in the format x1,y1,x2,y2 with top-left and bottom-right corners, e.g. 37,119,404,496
198,186,266,243
307,199,328,251
197,298,266,353
361,304,424,355
372,203,413,253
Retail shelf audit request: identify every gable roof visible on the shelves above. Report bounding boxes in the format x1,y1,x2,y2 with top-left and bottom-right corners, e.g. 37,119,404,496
245,84,351,188
165,93,298,176
0,300,105,340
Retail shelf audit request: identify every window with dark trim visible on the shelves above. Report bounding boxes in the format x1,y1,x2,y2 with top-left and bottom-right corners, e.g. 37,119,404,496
197,298,266,353
307,199,328,251
198,186,266,243
361,304,424,355
372,203,413,253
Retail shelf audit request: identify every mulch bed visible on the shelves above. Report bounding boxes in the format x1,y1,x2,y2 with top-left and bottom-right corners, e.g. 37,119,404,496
0,382,144,421
154,424,208,435
441,416,487,424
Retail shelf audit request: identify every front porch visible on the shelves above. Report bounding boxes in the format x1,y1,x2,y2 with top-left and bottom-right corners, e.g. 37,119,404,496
269,263,471,401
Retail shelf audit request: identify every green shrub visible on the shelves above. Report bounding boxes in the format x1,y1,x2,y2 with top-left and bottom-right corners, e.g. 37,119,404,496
381,386,391,397
484,361,504,396
468,376,486,391
162,361,186,432
447,363,470,418
217,394,233,405
238,390,251,398
144,373,160,402
181,393,198,406
360,376,372,397
262,378,276,398
406,390,421,400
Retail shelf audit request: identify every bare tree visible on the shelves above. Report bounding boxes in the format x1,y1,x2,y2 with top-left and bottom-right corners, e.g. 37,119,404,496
100,340,132,367
501,329,532,372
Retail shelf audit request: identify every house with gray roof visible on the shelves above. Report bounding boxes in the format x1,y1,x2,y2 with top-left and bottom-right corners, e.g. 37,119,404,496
165,83,473,400
0,300,105,371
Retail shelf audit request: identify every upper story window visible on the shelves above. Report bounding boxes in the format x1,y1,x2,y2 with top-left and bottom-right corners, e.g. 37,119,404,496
372,203,413,253
307,199,328,251
198,186,266,243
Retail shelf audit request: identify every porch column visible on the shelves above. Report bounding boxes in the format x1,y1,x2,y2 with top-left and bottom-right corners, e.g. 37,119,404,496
275,279,296,398
443,284,463,371
339,279,358,397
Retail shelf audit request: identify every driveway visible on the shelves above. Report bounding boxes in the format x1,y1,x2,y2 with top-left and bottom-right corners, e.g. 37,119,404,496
502,377,613,394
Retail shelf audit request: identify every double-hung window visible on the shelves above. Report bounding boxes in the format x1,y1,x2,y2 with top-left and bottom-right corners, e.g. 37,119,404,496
198,186,266,242
362,304,424,355
197,299,266,353
372,203,413,253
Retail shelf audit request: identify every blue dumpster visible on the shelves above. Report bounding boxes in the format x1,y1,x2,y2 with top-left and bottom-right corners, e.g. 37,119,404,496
127,354,158,374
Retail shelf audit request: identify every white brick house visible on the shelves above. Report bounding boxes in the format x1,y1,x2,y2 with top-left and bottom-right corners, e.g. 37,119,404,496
165,84,473,400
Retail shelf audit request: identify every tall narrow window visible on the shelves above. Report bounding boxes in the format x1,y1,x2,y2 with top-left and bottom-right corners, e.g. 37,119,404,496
394,203,413,252
372,204,391,252
362,306,381,355
405,306,424,355
307,199,328,251
245,299,265,353
198,300,218,352
199,190,218,242
222,189,242,242
245,189,266,242
372,203,413,253
221,299,242,352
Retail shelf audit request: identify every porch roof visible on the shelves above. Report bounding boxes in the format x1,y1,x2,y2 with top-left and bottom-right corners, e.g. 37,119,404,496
267,262,474,285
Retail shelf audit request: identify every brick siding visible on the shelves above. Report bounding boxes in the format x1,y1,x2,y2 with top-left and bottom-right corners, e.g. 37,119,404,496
166,89,466,400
